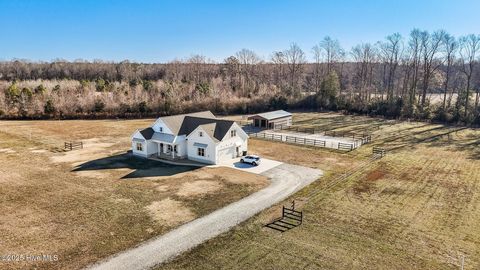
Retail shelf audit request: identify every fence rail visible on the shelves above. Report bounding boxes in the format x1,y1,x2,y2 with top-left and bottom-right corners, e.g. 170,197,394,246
64,141,83,151
247,131,358,151
372,146,387,157
265,204,303,232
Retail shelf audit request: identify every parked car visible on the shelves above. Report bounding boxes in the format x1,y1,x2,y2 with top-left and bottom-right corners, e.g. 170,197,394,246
240,155,261,166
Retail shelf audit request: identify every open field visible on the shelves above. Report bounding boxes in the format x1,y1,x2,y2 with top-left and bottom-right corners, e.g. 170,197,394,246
159,113,480,270
0,120,269,270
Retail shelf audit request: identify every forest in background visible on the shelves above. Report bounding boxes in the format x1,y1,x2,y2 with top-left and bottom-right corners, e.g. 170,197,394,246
1,29,480,124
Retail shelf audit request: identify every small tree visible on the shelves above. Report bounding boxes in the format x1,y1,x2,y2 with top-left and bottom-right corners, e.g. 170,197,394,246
142,80,154,92
137,101,148,114
44,100,55,114
94,99,105,112
195,83,211,96
5,82,20,102
317,71,340,109
34,84,47,95
95,78,106,92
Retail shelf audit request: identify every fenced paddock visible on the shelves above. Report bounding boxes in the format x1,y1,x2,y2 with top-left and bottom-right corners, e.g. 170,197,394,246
247,129,366,151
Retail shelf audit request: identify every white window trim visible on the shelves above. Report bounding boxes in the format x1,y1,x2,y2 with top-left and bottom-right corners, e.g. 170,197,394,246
197,147,205,157
199,131,203,137
136,142,143,151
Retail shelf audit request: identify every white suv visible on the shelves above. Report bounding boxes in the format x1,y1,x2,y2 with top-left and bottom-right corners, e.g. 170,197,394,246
240,155,261,166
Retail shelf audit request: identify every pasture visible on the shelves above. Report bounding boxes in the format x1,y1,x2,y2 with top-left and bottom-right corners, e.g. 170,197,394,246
159,112,480,270
0,120,268,270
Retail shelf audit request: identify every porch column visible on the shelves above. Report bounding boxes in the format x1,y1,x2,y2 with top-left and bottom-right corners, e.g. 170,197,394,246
171,144,175,159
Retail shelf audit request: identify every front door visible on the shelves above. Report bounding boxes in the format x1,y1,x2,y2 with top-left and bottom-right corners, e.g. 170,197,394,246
160,143,164,153
236,146,240,157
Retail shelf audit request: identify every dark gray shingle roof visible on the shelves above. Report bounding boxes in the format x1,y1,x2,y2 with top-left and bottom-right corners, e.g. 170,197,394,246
178,116,234,141
139,127,154,139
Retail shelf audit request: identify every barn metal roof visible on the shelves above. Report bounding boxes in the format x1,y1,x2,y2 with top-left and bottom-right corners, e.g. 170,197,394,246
248,110,292,121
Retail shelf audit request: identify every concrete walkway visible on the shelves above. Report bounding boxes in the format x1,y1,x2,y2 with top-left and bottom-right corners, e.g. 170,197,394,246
87,163,322,270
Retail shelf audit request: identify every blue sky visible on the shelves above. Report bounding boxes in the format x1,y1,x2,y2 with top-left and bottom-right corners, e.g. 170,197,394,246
0,0,479,63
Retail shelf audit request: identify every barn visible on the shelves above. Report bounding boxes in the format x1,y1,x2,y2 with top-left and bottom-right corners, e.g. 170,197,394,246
248,110,292,129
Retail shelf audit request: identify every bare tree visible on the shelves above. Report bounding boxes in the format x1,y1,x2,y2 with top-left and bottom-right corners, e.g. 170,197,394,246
312,45,324,93
378,33,402,101
406,29,423,107
351,43,377,101
319,36,344,74
419,30,445,108
270,51,286,89
235,49,261,96
441,33,458,109
284,43,306,95
459,34,480,118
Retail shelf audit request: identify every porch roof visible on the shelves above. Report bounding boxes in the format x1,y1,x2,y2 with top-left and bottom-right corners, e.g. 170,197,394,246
151,132,177,144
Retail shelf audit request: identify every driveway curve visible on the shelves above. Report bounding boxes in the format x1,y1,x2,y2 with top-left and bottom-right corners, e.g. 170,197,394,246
87,163,322,270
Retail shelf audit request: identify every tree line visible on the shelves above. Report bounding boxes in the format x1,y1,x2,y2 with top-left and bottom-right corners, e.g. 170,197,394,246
1,29,479,124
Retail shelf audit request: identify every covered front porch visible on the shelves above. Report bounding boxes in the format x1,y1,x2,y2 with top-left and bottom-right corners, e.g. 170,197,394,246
150,132,186,160
151,142,183,160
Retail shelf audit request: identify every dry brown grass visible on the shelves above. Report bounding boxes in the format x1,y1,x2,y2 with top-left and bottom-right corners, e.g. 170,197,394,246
0,119,268,270
158,113,480,270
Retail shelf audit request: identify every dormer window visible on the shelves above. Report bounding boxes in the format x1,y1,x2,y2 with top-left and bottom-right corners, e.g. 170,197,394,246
231,130,236,137
199,131,203,137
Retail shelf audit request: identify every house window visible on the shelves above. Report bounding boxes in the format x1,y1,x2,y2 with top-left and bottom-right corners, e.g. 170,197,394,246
136,142,143,151
230,130,236,137
199,131,203,137
159,127,163,132
197,147,205,157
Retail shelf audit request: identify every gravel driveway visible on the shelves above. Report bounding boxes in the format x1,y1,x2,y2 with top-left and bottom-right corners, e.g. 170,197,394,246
87,163,322,270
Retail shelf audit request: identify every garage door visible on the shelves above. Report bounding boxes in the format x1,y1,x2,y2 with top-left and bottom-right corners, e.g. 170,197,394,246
218,146,235,161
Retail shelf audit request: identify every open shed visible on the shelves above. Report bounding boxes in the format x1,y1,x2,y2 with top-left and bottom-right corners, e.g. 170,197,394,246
248,110,292,129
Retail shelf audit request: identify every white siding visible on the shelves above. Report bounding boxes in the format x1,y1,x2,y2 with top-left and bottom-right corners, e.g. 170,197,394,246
131,130,157,158
215,123,248,163
151,119,174,134
131,131,148,157
186,127,216,164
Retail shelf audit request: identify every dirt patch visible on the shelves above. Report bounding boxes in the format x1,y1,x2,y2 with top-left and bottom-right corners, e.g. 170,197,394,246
155,167,269,187
50,138,116,165
366,169,387,181
114,198,134,204
155,185,170,192
176,180,223,197
73,170,112,179
31,149,48,153
146,198,196,226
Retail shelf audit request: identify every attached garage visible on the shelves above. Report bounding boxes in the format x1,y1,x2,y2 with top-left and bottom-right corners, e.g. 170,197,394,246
217,146,235,160
248,110,292,129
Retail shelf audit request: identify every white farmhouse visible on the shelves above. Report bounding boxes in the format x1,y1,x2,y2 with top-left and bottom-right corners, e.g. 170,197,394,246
131,111,248,165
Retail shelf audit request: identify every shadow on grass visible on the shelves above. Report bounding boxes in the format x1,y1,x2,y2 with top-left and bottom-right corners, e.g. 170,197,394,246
72,151,197,179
